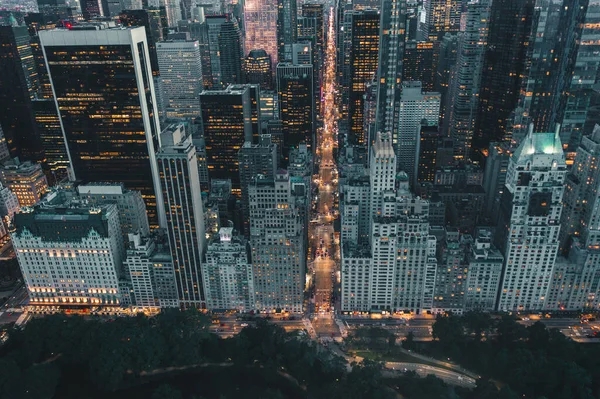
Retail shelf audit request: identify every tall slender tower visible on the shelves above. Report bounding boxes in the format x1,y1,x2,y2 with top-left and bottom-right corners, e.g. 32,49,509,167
277,0,298,62
277,63,315,159
497,125,566,311
447,0,490,159
559,0,600,152
374,0,406,139
244,0,279,68
156,123,206,308
474,0,535,153
0,25,43,163
40,24,165,228
348,10,379,146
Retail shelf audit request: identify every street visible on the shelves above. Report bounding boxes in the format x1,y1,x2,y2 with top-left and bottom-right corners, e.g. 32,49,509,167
310,7,341,338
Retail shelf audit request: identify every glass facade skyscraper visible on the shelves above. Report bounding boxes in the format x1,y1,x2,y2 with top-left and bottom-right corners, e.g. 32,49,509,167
40,25,164,228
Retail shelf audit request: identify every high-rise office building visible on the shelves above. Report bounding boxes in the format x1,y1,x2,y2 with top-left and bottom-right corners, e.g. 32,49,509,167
249,171,306,313
0,25,44,163
162,0,182,27
156,123,206,308
0,161,48,207
40,24,164,228
482,142,511,218
435,32,459,122
80,0,105,20
560,124,600,250
417,126,440,185
559,1,600,153
200,85,253,195
348,10,379,145
277,0,297,62
242,49,273,90
397,82,441,184
301,3,324,55
374,0,406,137
370,132,396,219
244,0,279,67
447,0,490,158
31,99,71,183
205,15,243,88
156,40,203,118
203,227,255,311
474,0,535,153
507,1,572,140
277,63,314,159
119,9,161,76
12,198,125,307
496,125,566,311
402,41,435,92
35,0,74,21
422,0,460,40
238,135,277,237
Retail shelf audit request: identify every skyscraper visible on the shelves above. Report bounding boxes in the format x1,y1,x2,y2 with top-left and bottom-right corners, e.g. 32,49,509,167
560,124,600,250
348,10,379,145
447,0,490,159
249,171,306,313
343,134,438,313
374,0,406,138
204,15,243,88
119,9,161,76
497,125,566,311
422,0,460,40
474,0,535,153
559,0,600,153
0,25,43,163
277,63,314,159
417,126,440,185
156,123,206,308
40,24,164,228
277,0,297,62
156,40,203,118
80,0,105,20
397,82,441,183
402,40,435,92
238,135,277,237
301,3,324,57
242,49,273,90
244,0,279,67
200,85,253,195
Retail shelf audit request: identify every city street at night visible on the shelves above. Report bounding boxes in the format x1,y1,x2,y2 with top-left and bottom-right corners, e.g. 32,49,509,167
310,6,341,337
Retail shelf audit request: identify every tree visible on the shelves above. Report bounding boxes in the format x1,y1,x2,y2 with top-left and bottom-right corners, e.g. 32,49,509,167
152,384,182,399
402,331,415,350
496,315,527,346
462,311,492,340
432,314,464,345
